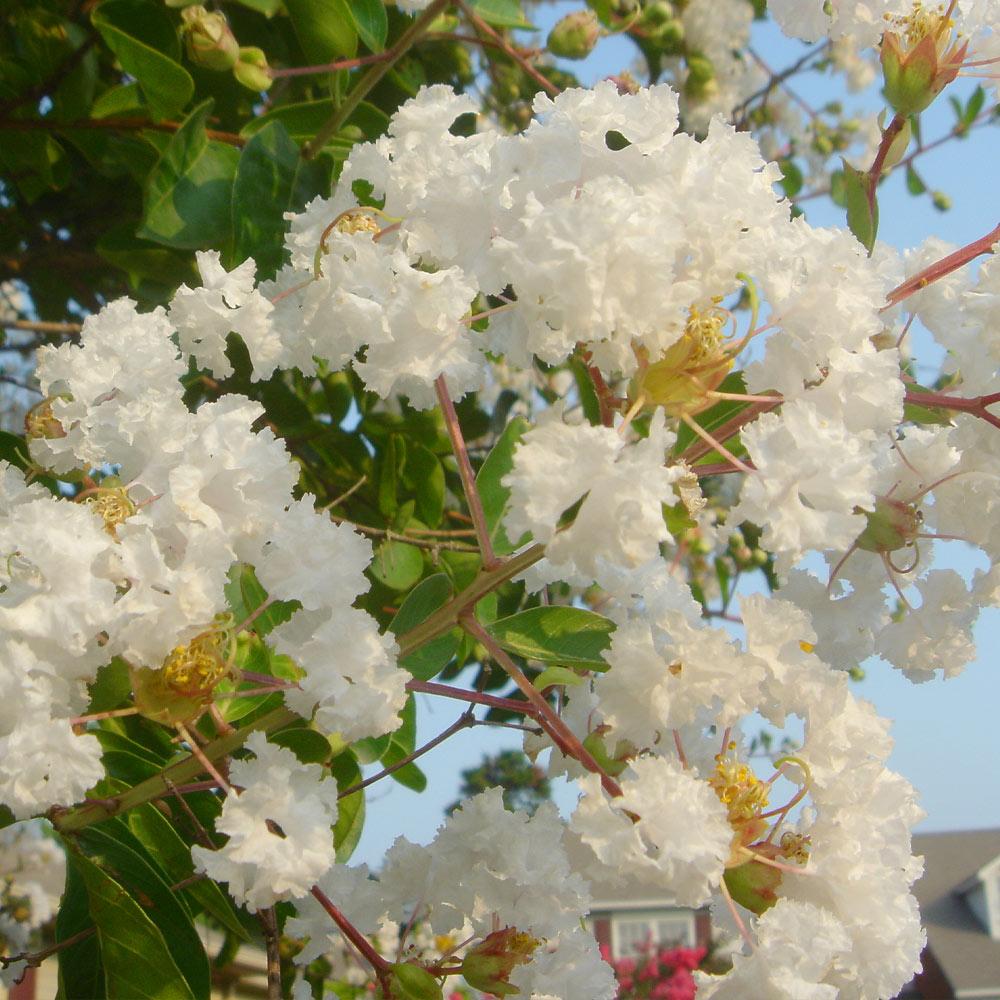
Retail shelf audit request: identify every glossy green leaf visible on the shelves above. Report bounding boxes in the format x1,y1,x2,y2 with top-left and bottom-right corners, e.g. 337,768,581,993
390,573,460,680
905,163,926,196
75,825,210,997
271,725,335,764
91,1,194,121
842,157,878,254
285,0,358,63
127,804,250,942
70,851,197,1000
486,606,615,670
476,416,531,555
56,855,104,1000
402,443,445,528
380,696,427,791
229,120,331,279
330,751,366,861
240,99,390,144
348,0,388,51
225,563,299,636
139,100,240,250
673,371,752,461
469,0,534,28
371,540,424,591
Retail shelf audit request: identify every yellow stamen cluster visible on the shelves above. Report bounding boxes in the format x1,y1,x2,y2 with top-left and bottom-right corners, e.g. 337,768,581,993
24,398,66,441
161,619,233,697
632,300,735,417
335,210,380,236
779,831,811,865
886,2,954,51
710,743,770,824
82,487,136,537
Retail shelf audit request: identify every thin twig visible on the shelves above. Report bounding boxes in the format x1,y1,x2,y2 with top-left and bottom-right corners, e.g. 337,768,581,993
310,886,392,991
0,927,96,970
338,711,475,797
3,319,82,336
0,115,245,146
435,374,499,568
259,907,282,1000
461,614,623,797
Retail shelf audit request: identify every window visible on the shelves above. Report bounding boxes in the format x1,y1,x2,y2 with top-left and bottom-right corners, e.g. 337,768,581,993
610,911,695,958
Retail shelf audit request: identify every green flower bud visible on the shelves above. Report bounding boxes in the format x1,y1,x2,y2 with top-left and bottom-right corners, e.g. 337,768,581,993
684,53,716,101
547,10,601,60
932,190,952,211
723,854,783,915
386,962,443,1000
180,5,239,72
234,46,272,92
462,927,540,997
880,28,967,117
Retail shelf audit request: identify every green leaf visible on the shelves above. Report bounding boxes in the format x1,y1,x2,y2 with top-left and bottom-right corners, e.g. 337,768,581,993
842,157,878,254
486,606,615,669
240,99,389,144
348,0,388,51
97,224,201,304
271,726,334,764
285,0,358,63
533,665,585,689
139,100,240,250
402,443,445,527
371,539,424,591
476,416,531,555
91,1,194,121
777,157,803,198
964,85,986,127
229,120,331,279
673,371,752,459
330,751,366,861
225,563,299,636
905,163,926,196
126,804,249,942
69,850,198,1000
56,855,104,1000
389,574,460,680
380,696,427,792
75,824,210,998
469,0,533,28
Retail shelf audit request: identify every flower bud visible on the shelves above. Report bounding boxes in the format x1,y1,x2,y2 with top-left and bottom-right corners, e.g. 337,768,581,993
181,6,240,72
386,961,443,1000
234,46,273,92
880,26,967,117
461,927,539,997
547,10,601,60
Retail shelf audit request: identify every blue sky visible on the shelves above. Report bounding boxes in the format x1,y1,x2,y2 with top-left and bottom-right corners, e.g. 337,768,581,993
349,12,1000,868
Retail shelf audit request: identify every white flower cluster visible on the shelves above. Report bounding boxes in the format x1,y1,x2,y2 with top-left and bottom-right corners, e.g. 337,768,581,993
769,0,1000,87
1,298,406,819
7,73,1000,999
0,822,64,987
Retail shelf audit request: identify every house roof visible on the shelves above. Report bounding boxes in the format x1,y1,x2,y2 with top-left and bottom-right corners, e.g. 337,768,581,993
912,828,1000,994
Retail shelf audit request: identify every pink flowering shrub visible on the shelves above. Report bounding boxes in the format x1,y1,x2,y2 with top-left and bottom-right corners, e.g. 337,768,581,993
601,941,706,1000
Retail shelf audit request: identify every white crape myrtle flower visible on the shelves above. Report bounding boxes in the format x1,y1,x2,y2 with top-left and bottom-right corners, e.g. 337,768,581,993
0,822,65,951
270,606,405,744
379,789,592,941
508,926,617,1000
571,756,733,906
169,251,278,380
876,568,978,678
286,863,389,967
0,716,104,820
256,496,375,612
696,900,852,999
503,407,684,589
192,732,339,911
31,298,189,479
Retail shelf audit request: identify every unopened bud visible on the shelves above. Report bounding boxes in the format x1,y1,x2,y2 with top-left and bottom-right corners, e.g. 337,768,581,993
181,6,239,72
462,927,539,997
386,961,443,1000
931,190,951,211
234,46,272,92
547,10,601,60
684,53,716,101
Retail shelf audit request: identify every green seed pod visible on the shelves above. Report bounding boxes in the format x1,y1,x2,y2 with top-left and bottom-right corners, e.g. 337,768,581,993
548,10,602,60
